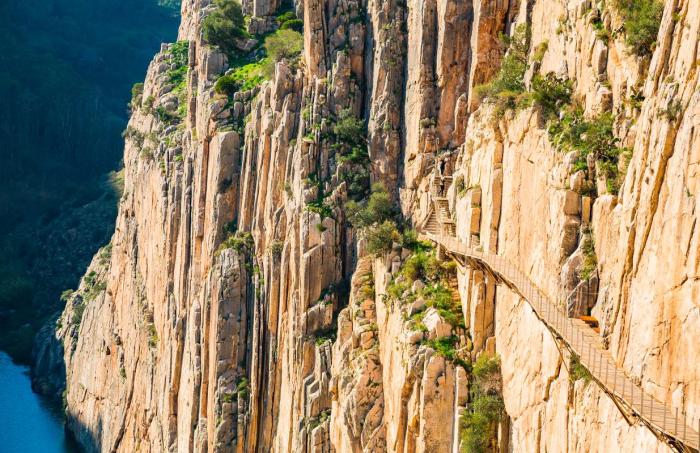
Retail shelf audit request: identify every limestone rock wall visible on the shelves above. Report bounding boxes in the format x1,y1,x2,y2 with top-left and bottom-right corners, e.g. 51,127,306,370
41,0,700,451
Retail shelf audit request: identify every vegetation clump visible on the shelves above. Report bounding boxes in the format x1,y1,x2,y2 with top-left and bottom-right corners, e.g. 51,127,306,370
612,0,664,57
277,11,303,32
269,240,284,259
259,28,304,78
218,231,254,254
236,377,249,398
130,82,144,110
331,109,371,199
527,73,573,120
307,409,331,429
387,249,463,330
569,354,592,383
475,24,530,116
548,108,630,194
578,228,598,281
202,0,248,58
214,27,304,97
426,335,468,368
460,354,504,453
345,183,418,256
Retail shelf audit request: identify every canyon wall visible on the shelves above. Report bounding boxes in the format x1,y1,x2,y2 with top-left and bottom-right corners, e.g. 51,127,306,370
37,0,700,451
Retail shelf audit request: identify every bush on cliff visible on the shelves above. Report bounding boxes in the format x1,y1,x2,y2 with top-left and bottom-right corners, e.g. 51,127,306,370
345,183,417,256
460,354,504,453
202,0,248,58
612,0,664,57
264,29,303,62
526,72,573,120
345,183,397,229
548,107,629,194
475,24,530,115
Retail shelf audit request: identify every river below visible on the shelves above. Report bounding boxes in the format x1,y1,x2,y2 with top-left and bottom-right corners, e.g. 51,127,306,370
0,352,80,452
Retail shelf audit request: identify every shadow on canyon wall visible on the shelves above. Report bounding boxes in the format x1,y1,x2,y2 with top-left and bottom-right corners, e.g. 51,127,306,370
0,0,179,363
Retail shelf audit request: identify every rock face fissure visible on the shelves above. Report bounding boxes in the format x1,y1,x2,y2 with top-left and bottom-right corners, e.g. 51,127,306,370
33,0,700,452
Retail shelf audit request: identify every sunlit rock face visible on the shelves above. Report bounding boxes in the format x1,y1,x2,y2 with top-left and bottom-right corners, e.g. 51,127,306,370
42,0,699,451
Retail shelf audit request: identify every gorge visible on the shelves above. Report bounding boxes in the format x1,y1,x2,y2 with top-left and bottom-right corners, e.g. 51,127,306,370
30,0,700,452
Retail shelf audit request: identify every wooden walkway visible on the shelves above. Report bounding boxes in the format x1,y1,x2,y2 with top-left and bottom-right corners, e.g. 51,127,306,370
418,231,700,451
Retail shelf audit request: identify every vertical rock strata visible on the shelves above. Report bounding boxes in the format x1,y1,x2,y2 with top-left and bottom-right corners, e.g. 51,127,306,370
41,0,699,451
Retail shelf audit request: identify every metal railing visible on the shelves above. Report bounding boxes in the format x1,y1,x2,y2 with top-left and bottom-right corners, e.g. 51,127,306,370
419,230,700,450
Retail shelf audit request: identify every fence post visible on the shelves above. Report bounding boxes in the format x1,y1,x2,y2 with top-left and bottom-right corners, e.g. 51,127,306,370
622,375,626,399
682,410,686,441
587,338,591,366
630,376,634,407
675,408,678,437
663,402,667,431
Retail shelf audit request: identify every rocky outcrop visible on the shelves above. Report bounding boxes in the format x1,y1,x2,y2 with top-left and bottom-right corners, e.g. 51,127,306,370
34,0,700,451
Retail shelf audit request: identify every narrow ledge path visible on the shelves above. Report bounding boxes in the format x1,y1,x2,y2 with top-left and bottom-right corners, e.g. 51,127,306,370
417,227,700,451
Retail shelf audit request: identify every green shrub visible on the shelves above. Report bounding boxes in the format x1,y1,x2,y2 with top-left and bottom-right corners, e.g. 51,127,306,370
533,41,548,62
202,0,248,57
281,18,303,32
345,183,397,229
365,220,402,256
333,109,369,199
215,74,240,97
155,105,178,124
460,354,504,453
218,231,254,254
276,11,297,24
612,0,663,57
236,377,249,398
426,336,468,367
333,109,366,146
579,229,597,281
131,82,144,107
527,72,573,120
264,29,303,62
71,302,86,325
269,240,284,258
307,409,331,429
569,354,592,383
60,289,74,303
168,40,189,69
227,59,270,91
460,394,505,453
473,354,501,386
476,24,530,116
147,323,158,348
423,283,464,328
549,107,627,194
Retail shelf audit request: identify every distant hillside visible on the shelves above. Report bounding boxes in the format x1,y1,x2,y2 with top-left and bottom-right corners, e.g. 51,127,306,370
0,0,179,362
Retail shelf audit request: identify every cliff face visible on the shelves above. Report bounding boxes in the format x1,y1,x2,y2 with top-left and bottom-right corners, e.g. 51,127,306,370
40,0,700,451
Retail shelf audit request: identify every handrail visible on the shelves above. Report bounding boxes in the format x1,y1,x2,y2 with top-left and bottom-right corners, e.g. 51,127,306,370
418,230,700,451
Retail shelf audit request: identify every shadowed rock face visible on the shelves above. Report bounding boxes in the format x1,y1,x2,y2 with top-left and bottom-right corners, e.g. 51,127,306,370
34,0,699,451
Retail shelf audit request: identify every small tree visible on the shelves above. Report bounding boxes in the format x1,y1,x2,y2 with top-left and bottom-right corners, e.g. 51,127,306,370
345,183,396,229
333,109,366,146
528,73,573,120
215,74,240,97
131,83,144,107
365,220,401,255
460,354,504,453
476,24,530,115
202,0,247,57
264,29,303,62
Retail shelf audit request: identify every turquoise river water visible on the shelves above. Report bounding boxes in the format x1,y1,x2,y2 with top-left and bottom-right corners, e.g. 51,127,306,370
0,352,80,452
